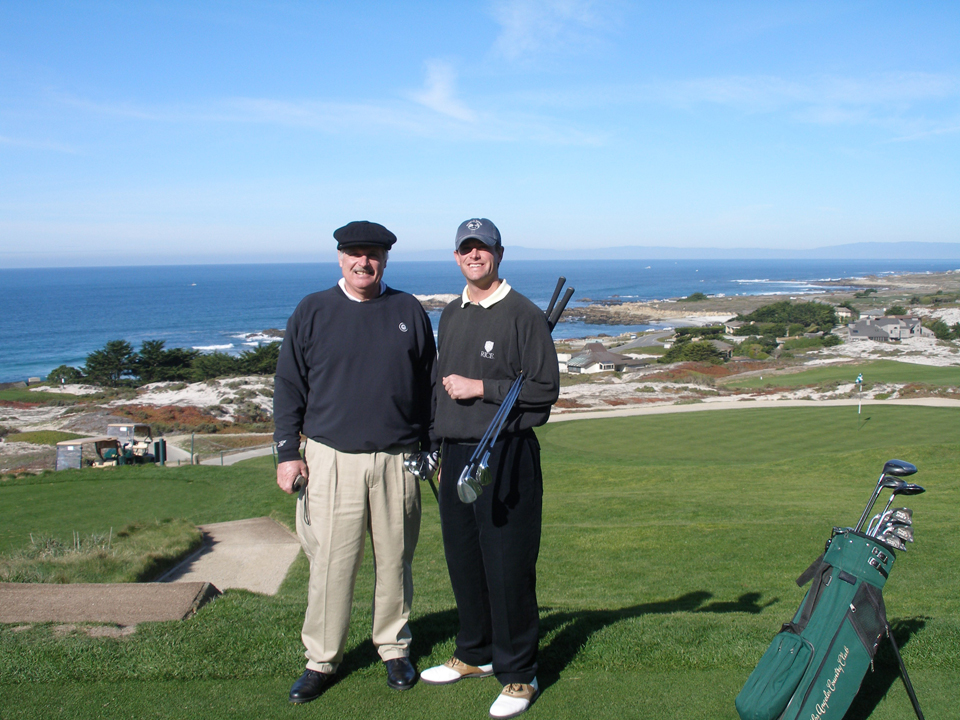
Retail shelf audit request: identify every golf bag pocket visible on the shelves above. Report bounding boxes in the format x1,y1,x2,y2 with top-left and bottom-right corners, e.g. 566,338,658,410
847,582,886,659
735,630,812,720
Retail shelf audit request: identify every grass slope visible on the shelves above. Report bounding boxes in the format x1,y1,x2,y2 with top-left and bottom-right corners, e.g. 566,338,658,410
721,359,960,389
1,405,958,719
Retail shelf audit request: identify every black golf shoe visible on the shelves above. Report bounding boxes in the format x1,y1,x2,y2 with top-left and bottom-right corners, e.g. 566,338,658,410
289,668,332,703
385,657,417,690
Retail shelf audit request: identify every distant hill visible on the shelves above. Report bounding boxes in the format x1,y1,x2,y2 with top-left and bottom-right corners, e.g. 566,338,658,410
391,241,960,262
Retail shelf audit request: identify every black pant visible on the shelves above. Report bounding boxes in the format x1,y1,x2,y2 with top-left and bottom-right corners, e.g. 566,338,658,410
439,431,543,685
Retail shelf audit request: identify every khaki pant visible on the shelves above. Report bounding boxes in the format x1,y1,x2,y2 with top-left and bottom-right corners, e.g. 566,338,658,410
297,439,421,674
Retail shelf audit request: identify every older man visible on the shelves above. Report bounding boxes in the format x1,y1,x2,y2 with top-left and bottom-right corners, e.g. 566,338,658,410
274,221,437,703
421,218,559,719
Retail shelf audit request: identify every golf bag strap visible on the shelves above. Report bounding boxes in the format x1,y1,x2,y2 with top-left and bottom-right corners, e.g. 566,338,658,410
783,560,832,634
796,553,825,587
885,621,926,720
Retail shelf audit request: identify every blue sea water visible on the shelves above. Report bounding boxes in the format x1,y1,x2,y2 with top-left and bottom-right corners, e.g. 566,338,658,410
1,258,957,383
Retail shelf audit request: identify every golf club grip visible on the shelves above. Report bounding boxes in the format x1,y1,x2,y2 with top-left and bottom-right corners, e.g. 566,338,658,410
548,287,575,331
544,276,566,319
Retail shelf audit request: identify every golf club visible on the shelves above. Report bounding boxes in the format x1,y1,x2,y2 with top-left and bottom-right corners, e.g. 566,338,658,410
880,507,913,527
854,459,917,533
457,374,524,503
877,523,914,542
456,277,574,504
403,453,440,501
873,481,925,533
868,507,914,535
878,532,908,552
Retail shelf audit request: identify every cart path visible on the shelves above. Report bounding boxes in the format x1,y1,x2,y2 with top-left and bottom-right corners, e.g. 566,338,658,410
158,516,301,596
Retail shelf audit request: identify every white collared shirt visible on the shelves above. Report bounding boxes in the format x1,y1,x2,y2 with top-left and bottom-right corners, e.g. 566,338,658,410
461,280,512,308
339,277,387,302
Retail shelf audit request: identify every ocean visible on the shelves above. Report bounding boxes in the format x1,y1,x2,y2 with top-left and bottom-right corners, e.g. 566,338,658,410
1,258,957,384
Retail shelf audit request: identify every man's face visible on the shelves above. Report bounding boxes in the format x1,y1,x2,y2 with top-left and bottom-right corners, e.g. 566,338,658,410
454,240,502,288
339,245,386,299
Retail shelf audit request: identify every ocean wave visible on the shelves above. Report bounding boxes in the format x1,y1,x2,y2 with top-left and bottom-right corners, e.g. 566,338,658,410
193,344,234,351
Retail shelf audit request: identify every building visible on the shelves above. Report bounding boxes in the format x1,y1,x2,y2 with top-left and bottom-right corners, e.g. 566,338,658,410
847,316,922,342
565,343,651,374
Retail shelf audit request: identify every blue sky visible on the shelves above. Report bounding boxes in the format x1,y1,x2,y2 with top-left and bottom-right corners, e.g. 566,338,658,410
1,1,958,266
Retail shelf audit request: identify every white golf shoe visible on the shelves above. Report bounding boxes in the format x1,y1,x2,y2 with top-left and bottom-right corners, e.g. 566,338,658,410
420,656,494,685
489,678,538,719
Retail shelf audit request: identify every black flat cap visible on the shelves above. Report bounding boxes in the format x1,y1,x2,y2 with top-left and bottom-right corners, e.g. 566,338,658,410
334,221,397,250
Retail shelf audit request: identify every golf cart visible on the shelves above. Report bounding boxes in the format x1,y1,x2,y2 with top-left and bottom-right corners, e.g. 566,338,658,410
106,423,155,462
54,425,157,470
55,436,125,470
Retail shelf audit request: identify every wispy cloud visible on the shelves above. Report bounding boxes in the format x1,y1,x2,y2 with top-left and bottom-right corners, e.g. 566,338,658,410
489,0,614,61
406,60,476,121
55,91,602,146
0,134,77,153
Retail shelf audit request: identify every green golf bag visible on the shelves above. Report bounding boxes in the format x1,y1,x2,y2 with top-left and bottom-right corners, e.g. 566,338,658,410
735,529,923,720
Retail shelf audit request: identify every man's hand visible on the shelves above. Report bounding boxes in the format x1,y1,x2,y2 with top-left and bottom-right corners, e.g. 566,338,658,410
442,374,484,400
278,459,308,495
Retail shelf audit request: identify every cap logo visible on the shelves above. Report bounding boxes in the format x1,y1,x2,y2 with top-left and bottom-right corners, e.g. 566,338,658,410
466,219,482,231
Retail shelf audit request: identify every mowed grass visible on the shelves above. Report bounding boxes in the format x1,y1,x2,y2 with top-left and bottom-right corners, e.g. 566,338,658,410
721,359,960,389
0,387,82,404
5,430,84,445
1,405,958,719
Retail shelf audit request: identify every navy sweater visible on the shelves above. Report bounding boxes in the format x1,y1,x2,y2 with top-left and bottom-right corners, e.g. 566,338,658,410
273,286,437,462
434,289,559,442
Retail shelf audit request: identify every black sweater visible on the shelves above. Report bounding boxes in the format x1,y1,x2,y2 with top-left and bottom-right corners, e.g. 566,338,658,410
434,288,559,442
273,286,437,462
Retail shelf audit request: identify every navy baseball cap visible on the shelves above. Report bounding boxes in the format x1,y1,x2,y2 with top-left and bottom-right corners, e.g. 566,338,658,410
455,218,501,251
334,221,397,250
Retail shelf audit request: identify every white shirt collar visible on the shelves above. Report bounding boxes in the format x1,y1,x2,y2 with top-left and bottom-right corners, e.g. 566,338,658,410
461,279,511,308
339,278,387,302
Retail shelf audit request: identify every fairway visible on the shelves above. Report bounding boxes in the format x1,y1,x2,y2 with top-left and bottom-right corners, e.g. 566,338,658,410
2,405,958,719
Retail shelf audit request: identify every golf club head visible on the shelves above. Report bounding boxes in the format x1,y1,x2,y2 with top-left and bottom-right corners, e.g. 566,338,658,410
866,514,884,536
457,465,482,504
476,451,493,486
403,455,424,481
896,483,925,496
878,533,907,552
889,507,913,523
880,477,911,491
878,523,913,542
880,508,913,526
881,459,917,478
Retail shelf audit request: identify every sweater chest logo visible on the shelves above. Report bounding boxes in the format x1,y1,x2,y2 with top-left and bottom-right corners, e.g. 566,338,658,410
481,340,495,359
398,322,408,332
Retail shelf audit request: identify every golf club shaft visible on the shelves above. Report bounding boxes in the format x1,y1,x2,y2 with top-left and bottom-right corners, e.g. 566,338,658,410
855,471,888,532
466,375,526,478
468,373,523,464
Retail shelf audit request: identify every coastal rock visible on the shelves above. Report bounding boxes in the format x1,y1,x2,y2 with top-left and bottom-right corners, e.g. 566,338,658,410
415,294,459,310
